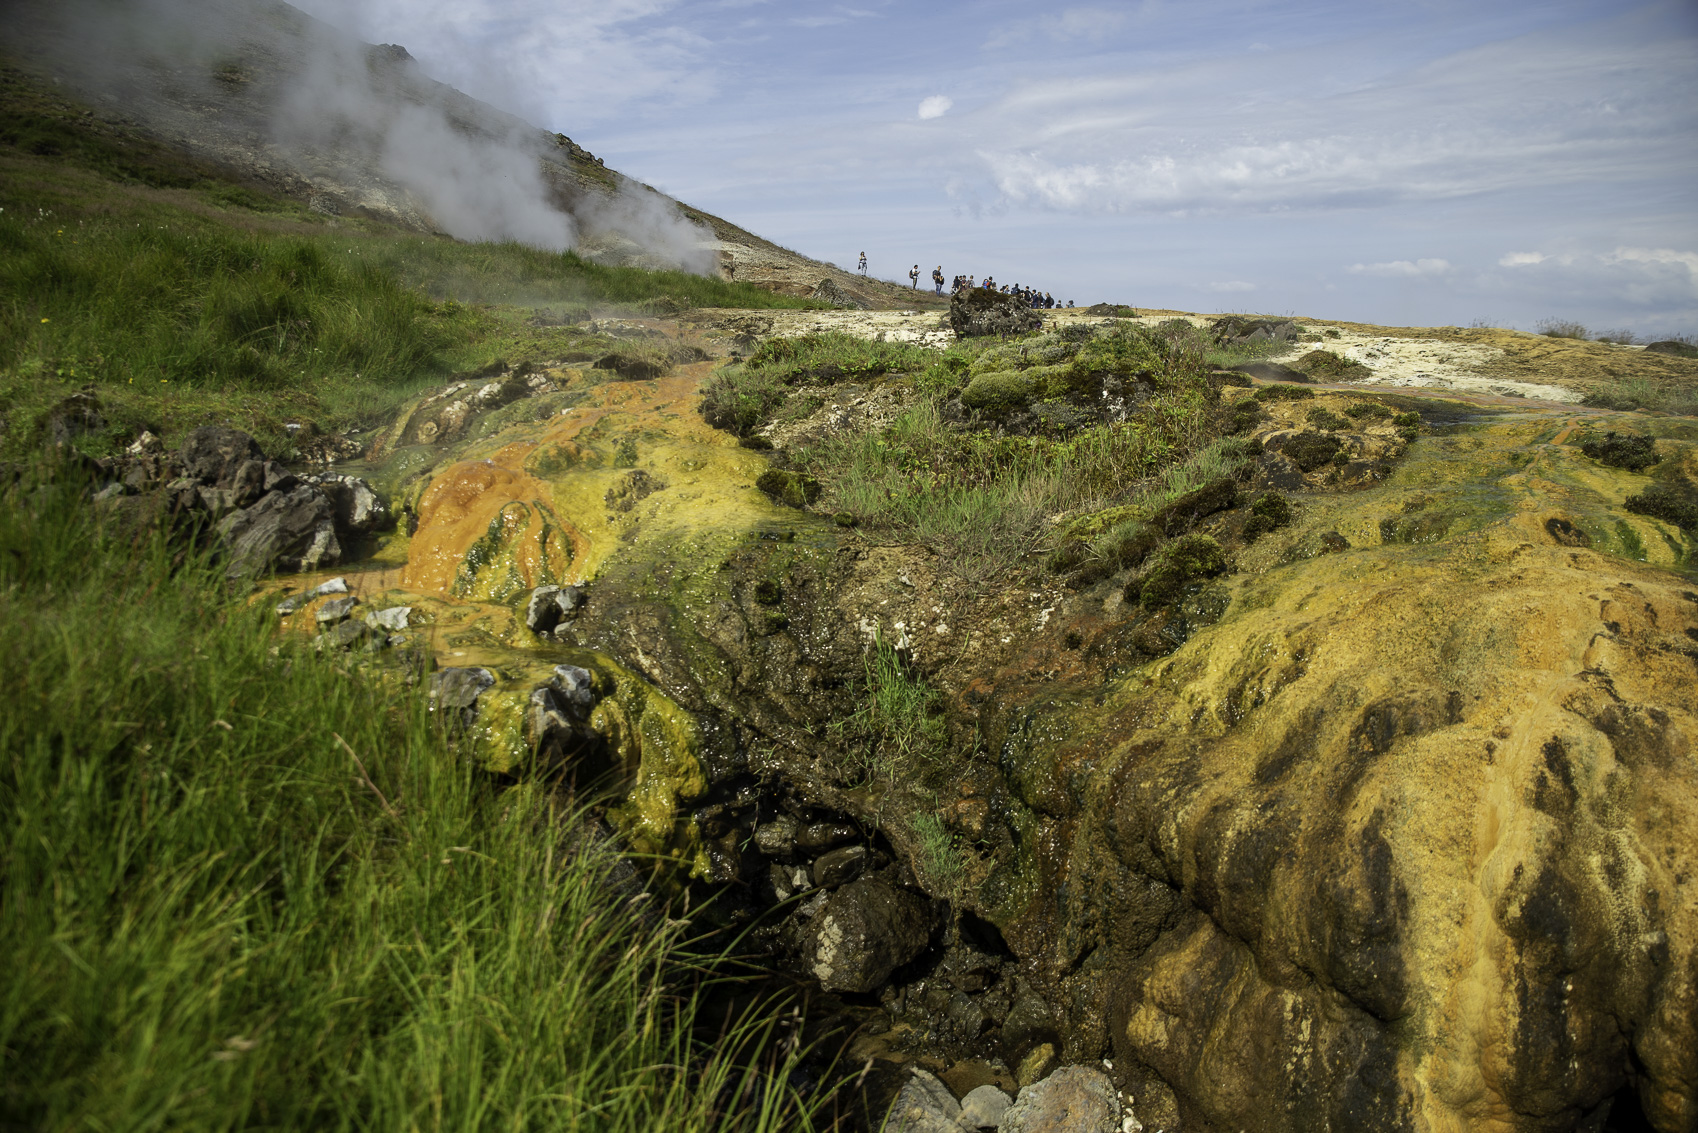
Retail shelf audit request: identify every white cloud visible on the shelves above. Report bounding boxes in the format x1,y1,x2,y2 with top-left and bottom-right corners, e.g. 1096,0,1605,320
1499,251,1547,267
918,95,953,121
1605,246,1698,283
1207,280,1256,292
1348,259,1452,277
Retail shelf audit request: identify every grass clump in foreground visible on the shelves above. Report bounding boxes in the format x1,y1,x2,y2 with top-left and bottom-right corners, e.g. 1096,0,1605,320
0,468,823,1131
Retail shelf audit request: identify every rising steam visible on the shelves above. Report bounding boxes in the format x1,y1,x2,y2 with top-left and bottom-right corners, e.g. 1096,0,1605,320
12,0,714,270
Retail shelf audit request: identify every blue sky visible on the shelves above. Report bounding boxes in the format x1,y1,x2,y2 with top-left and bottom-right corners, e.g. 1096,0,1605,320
292,0,1698,335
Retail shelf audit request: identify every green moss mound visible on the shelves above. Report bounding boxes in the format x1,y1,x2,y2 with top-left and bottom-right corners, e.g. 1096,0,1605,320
1254,384,1315,403
1624,483,1698,532
1284,432,1343,471
960,370,1034,413
1243,492,1293,540
1136,534,1228,608
1294,349,1370,381
755,468,821,508
1578,431,1659,473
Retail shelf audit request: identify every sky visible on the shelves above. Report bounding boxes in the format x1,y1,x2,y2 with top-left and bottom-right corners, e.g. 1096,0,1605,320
289,0,1698,336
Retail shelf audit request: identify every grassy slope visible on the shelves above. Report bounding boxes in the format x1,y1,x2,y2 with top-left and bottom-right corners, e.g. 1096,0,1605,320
0,65,831,1130
0,63,821,461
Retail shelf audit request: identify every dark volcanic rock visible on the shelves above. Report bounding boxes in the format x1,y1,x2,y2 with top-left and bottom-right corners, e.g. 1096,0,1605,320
805,878,931,992
950,288,1044,338
216,485,341,577
1644,339,1698,358
430,667,496,729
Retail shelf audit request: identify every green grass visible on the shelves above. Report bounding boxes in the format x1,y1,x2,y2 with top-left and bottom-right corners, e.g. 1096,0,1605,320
0,465,822,1131
909,812,963,899
792,326,1216,580
1580,377,1698,417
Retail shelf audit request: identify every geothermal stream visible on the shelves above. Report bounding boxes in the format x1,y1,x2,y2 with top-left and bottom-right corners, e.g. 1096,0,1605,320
264,315,1697,1133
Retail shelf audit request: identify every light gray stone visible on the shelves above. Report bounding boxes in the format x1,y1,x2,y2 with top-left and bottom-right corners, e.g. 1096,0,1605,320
958,1084,1013,1129
885,1069,959,1133
1002,1066,1118,1133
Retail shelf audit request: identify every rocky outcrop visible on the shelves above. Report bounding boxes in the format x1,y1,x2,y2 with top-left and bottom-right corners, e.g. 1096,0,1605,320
950,288,1044,339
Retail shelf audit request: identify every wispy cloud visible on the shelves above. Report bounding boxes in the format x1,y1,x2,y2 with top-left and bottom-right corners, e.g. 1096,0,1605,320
1206,280,1256,292
1349,259,1452,277
918,95,953,120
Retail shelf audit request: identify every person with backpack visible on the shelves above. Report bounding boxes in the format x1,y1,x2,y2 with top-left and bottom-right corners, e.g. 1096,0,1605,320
858,251,868,275
909,264,920,289
932,266,945,294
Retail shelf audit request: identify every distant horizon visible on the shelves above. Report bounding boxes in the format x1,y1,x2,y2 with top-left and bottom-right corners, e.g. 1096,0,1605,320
291,1,1696,338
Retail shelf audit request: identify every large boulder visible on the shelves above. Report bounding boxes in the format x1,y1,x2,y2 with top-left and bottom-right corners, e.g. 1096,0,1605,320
180,426,264,488
805,878,932,993
1003,1066,1118,1133
950,288,1044,338
216,485,340,577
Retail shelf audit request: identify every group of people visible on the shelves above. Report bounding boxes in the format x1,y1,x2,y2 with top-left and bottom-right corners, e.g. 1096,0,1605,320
944,272,1068,309
873,255,1072,308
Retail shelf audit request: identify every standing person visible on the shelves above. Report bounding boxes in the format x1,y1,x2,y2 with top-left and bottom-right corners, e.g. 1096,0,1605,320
909,264,920,289
933,265,945,294
857,251,868,275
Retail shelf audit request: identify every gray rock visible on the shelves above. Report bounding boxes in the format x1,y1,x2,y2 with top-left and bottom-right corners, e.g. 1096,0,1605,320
319,619,371,651
276,576,348,615
47,391,106,445
305,472,389,535
959,1084,1014,1129
812,844,868,887
885,1069,960,1133
805,878,931,993
810,277,868,309
196,485,240,519
92,482,127,503
1002,1067,1118,1133
180,426,264,488
550,664,596,715
430,667,496,729
316,595,359,624
364,606,412,631
217,485,341,577
126,430,162,456
229,459,268,506
262,461,297,493
527,585,566,633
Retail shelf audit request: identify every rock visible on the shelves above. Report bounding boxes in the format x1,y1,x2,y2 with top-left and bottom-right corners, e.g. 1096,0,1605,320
550,664,597,715
805,878,931,993
526,585,588,633
315,595,359,624
810,277,867,309
276,577,348,615
884,1069,961,1133
959,1084,1014,1129
430,667,495,729
229,459,268,506
796,821,858,851
126,430,162,456
92,482,127,503
195,485,240,519
364,606,412,631
319,619,372,651
304,473,390,534
262,461,296,493
216,485,341,577
1229,361,1310,384
1644,339,1698,358
753,815,799,858
180,426,264,487
1149,476,1237,537
1014,1044,1057,1089
950,288,1043,339
1578,430,1659,472
47,390,106,445
1211,316,1300,345
1003,1066,1118,1133
812,844,868,887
